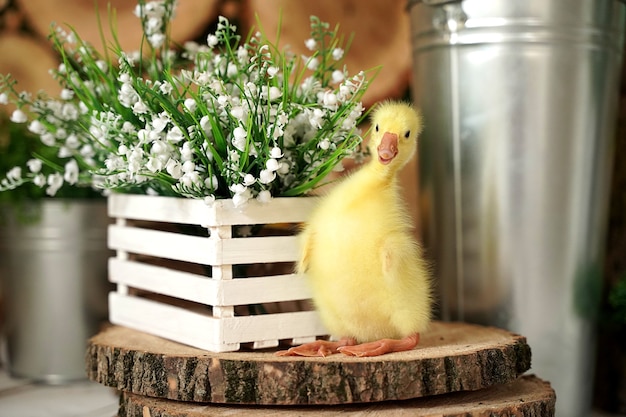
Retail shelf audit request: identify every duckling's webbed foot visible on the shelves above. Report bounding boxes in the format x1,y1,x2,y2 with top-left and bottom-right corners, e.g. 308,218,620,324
275,338,356,357
337,333,420,357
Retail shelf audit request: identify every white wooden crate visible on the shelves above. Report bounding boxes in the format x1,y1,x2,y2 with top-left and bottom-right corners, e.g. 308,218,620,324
107,193,327,352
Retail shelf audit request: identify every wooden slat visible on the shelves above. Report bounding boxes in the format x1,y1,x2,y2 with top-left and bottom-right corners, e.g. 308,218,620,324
109,292,327,352
108,194,318,226
109,258,313,305
108,292,236,352
221,310,327,345
220,235,299,264
108,194,211,225
108,225,215,264
210,197,319,226
108,225,300,264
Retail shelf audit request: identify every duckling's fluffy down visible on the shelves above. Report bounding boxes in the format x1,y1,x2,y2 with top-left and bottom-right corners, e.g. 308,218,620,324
297,102,432,343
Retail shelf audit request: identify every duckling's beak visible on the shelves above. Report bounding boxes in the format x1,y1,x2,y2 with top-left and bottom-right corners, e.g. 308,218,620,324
377,132,398,165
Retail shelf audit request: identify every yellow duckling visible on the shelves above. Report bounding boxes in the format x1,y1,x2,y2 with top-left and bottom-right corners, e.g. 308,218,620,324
278,101,432,357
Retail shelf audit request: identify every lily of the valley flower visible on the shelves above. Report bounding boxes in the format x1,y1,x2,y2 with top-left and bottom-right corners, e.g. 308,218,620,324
0,4,372,204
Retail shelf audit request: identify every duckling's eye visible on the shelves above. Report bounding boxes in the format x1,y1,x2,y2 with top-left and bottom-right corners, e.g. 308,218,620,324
404,130,411,139
375,124,379,132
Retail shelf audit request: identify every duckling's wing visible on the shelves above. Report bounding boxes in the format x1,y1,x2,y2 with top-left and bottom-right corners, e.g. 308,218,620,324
379,232,416,282
297,227,313,274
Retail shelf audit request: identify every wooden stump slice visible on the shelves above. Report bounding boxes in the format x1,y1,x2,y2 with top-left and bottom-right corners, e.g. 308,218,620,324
86,322,531,405
117,375,554,417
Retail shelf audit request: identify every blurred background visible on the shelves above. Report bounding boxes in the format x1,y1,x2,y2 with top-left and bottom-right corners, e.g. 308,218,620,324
0,1,624,416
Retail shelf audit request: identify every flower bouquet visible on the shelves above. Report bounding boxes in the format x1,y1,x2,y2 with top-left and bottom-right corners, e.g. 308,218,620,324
0,0,374,207
0,0,376,351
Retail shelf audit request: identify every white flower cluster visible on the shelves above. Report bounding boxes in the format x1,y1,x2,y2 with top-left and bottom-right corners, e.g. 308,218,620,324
0,1,372,206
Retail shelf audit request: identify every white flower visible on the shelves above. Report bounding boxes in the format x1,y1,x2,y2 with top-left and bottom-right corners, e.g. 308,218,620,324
259,169,276,184
309,108,325,129
243,173,255,186
33,174,46,187
146,17,163,33
232,193,249,208
0,92,7,104
166,159,183,179
217,94,229,108
166,126,184,142
63,160,79,184
184,98,196,112
55,128,68,139
267,66,279,78
46,172,64,196
159,81,173,95
10,109,27,123
318,138,331,150
257,190,271,203
181,142,194,161
266,158,280,172
204,195,215,206
230,183,252,207
277,160,290,175
26,159,42,173
305,56,319,71
268,86,282,101
81,144,95,158
180,171,201,188
7,166,21,181
60,89,74,100
65,133,80,149
227,63,238,77
232,126,247,151
205,175,219,189
152,139,169,156
182,160,196,173
270,146,283,158
152,114,169,132
236,46,248,62
331,69,345,84
304,38,317,51
332,48,344,61
62,103,79,120
230,106,246,121
28,120,46,135
207,34,219,48
137,129,150,143
148,33,166,48
322,91,338,108
146,157,164,172
133,100,148,114
199,115,211,133
40,133,55,146
96,60,108,73
58,146,72,158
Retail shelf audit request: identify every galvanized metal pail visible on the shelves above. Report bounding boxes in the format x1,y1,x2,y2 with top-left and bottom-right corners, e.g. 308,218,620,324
0,200,111,383
409,1,625,416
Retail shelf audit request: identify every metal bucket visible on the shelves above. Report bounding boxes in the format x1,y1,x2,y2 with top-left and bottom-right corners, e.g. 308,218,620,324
0,200,111,383
409,1,625,416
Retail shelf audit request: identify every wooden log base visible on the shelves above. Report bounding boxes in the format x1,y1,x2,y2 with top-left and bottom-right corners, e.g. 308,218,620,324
118,375,555,417
86,322,531,405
